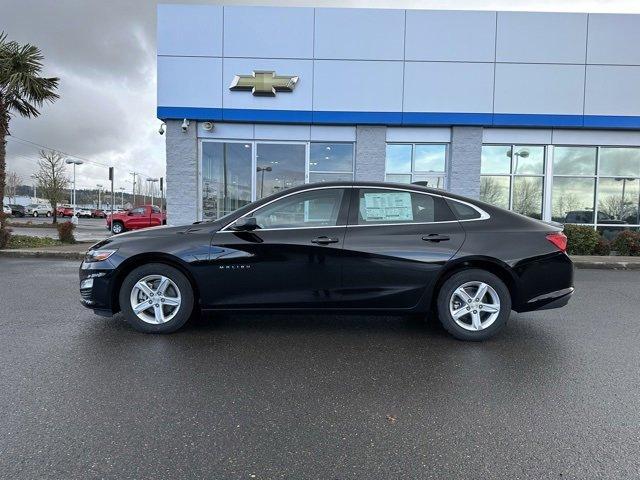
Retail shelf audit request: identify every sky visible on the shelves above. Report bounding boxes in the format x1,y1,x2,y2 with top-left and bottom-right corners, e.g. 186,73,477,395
2,0,640,193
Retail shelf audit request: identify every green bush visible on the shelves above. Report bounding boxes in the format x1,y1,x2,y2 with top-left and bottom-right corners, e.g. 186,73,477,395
612,230,640,256
57,221,76,244
593,237,611,256
7,235,59,249
563,224,599,255
0,227,11,249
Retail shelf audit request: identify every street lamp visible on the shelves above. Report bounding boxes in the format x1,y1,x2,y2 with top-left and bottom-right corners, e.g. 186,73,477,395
96,184,103,209
65,159,84,219
614,177,636,221
30,174,37,200
256,166,272,198
146,178,159,206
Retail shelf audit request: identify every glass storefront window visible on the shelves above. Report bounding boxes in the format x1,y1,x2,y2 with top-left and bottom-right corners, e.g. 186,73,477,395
597,177,640,224
202,142,252,220
599,148,640,177
385,143,447,187
552,146,596,175
480,145,545,219
309,143,354,173
309,172,354,183
480,176,510,210
256,143,306,198
551,177,595,223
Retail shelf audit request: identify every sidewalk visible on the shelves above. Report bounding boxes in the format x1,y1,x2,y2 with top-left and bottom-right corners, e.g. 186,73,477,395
1,245,640,269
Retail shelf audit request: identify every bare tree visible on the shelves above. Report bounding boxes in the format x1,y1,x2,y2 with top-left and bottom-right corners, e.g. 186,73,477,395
480,176,507,207
33,149,68,223
512,178,541,218
5,170,20,202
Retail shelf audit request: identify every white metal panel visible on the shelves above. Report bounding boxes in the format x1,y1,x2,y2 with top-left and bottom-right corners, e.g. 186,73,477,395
386,127,451,143
157,5,223,57
313,60,404,112
158,56,222,107
222,58,313,111
405,10,496,62
494,64,585,115
552,129,640,146
197,122,254,139
310,126,356,141
223,6,314,59
403,62,494,113
314,8,405,60
483,128,552,144
496,12,587,64
585,66,640,116
254,124,311,140
588,14,640,65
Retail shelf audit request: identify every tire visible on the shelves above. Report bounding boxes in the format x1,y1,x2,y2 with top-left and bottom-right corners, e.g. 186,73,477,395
111,221,124,234
33,212,38,217
436,269,511,341
119,263,195,333
46,211,51,217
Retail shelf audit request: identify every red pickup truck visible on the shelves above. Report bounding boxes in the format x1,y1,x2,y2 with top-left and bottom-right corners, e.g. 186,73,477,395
106,205,166,234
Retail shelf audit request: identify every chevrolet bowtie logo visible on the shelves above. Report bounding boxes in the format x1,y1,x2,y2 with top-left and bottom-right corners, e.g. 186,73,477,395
229,71,299,97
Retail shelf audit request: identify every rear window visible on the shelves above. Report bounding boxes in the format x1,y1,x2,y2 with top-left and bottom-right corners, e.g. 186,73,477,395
356,189,455,225
447,199,482,220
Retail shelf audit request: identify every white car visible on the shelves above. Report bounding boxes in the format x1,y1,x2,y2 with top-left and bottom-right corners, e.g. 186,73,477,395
76,209,92,218
25,203,52,217
2,204,11,216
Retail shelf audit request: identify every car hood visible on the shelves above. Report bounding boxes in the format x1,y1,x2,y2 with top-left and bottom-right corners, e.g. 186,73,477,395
89,222,224,250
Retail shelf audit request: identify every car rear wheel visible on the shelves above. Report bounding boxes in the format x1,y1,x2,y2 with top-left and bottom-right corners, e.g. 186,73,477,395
119,263,194,333
111,221,124,234
436,269,511,341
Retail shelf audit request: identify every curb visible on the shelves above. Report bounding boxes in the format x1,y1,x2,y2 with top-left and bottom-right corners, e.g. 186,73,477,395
0,250,86,260
571,259,640,270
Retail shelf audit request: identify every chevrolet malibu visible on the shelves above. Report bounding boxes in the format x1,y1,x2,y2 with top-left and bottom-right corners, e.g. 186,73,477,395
79,182,573,341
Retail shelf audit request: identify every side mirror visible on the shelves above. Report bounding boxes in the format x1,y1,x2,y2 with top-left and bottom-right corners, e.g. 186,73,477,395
233,217,258,231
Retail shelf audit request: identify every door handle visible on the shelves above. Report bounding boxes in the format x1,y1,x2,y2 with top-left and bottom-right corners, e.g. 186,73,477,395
422,234,450,242
311,236,339,245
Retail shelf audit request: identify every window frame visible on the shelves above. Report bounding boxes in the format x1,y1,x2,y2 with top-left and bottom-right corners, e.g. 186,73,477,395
384,142,449,189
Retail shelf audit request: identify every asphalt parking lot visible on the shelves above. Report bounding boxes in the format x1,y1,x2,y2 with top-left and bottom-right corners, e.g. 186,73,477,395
1,258,639,479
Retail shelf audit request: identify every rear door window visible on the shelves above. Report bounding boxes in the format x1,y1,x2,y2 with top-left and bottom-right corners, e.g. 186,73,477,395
354,188,455,225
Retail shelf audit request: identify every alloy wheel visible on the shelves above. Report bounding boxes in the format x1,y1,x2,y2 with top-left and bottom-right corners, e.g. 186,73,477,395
449,281,501,331
129,274,182,324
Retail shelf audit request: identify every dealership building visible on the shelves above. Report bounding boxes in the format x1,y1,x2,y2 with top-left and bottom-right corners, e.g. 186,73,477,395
157,4,640,235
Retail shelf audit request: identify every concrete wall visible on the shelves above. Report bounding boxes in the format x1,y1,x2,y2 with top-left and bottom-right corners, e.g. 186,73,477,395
354,126,386,182
448,127,483,199
165,120,199,225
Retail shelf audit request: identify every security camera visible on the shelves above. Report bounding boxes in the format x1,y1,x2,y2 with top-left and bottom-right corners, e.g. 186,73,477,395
202,121,214,131
158,123,165,135
181,118,189,132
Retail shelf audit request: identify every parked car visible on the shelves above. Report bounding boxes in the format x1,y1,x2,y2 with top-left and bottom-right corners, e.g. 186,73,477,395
106,205,166,234
92,209,106,218
80,182,573,340
76,208,93,218
25,203,52,217
56,205,74,217
2,204,11,216
8,204,25,217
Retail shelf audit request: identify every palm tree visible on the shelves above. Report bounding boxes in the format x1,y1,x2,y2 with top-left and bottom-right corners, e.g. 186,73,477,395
0,32,59,231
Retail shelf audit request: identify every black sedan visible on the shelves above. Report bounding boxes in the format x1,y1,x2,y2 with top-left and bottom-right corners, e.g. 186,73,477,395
79,182,573,341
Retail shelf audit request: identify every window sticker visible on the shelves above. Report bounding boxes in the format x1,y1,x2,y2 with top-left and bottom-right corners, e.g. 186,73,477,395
362,192,413,222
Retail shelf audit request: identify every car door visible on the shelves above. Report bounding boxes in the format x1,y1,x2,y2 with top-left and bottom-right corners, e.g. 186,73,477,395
126,207,148,229
205,187,350,308
340,187,465,309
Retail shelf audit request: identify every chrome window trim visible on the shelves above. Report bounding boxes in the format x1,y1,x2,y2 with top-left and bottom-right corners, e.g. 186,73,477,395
219,184,490,232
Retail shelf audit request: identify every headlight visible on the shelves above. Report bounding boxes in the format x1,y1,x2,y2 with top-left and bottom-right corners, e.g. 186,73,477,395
84,249,117,263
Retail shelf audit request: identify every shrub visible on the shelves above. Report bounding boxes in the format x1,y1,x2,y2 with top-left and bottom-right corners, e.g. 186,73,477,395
593,237,611,256
612,230,640,256
563,224,599,255
0,227,11,249
57,221,76,244
7,235,59,249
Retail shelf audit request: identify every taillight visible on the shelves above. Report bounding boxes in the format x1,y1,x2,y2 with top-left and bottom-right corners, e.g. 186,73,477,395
546,232,568,252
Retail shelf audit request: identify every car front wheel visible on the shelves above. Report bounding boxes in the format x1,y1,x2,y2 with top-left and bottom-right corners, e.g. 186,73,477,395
111,221,124,234
119,263,194,333
436,269,511,341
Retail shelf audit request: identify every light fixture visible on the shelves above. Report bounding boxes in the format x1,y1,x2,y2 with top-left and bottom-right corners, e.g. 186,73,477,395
158,122,166,135
202,121,214,131
181,118,189,132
